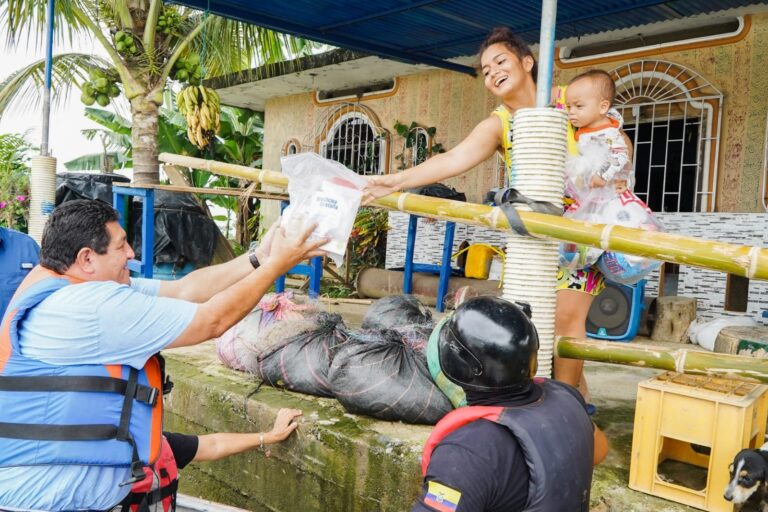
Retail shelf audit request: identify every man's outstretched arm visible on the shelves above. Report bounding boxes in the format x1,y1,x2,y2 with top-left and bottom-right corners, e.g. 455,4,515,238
156,222,280,303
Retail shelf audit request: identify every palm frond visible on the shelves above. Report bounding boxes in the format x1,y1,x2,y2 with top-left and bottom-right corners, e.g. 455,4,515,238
102,0,134,29
64,151,129,171
0,52,112,118
83,107,131,135
80,128,131,153
2,0,94,49
183,13,322,79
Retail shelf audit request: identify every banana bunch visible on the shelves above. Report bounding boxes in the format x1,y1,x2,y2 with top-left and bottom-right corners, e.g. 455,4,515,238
177,85,221,150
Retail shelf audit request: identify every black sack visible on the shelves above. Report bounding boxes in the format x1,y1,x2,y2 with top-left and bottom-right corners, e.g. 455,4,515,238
131,191,218,266
256,313,348,398
56,172,131,205
361,295,433,330
328,329,452,424
407,183,466,202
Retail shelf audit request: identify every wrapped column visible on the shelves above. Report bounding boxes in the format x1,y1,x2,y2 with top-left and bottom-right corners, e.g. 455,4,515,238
503,108,567,377
28,155,57,244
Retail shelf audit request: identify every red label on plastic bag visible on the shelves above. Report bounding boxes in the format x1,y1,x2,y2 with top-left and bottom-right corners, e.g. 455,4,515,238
329,177,360,190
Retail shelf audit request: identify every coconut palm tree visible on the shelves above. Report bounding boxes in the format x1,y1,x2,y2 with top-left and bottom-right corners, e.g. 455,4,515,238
0,0,313,184
64,94,264,245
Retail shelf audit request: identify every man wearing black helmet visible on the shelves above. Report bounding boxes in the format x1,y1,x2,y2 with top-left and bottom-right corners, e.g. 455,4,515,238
415,296,608,512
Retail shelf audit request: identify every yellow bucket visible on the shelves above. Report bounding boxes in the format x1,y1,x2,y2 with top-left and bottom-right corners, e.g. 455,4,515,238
453,244,505,281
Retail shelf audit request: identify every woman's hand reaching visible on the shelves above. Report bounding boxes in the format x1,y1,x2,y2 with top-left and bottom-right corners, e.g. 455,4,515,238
362,174,405,205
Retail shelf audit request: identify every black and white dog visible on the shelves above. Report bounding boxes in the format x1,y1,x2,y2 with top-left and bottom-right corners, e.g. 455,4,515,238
725,443,768,511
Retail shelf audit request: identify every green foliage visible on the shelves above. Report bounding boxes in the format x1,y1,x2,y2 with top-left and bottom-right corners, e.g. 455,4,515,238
318,207,388,298
348,206,389,272
1,0,322,183
65,90,263,174
393,121,444,170
63,95,264,243
321,281,354,299
0,133,36,231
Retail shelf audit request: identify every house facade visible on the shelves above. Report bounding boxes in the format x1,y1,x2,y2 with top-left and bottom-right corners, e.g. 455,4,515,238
213,9,768,320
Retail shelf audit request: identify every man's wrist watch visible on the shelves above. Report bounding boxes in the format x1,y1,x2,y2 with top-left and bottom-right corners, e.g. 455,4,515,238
248,248,261,270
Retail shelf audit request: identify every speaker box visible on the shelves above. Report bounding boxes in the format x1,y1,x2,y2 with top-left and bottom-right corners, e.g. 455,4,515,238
586,280,646,342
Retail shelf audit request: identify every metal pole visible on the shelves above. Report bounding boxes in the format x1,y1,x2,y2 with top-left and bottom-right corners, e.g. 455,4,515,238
535,0,558,108
41,0,55,156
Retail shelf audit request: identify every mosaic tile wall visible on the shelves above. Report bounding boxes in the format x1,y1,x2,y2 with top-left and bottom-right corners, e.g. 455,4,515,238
386,211,768,320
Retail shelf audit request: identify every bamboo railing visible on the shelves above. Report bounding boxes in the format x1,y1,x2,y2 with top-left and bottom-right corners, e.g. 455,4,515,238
158,153,768,281
556,337,768,383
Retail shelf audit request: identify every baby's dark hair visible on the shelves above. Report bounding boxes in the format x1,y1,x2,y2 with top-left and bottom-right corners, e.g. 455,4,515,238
478,27,538,80
569,69,616,105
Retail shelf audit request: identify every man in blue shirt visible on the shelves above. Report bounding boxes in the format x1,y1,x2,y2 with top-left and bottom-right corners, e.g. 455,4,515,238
0,199,327,511
0,226,39,319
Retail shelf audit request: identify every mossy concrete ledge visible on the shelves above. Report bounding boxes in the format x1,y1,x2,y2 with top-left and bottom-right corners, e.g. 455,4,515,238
164,344,703,511
163,344,429,511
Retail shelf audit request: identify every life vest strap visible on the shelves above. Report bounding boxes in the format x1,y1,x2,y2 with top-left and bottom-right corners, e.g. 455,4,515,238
0,375,159,406
119,479,178,508
0,422,118,441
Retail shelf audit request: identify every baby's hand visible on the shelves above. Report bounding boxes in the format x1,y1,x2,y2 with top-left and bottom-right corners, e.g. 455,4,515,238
589,175,607,188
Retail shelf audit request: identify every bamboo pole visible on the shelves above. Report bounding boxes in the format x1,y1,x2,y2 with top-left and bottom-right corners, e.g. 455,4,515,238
158,153,768,281
557,337,768,383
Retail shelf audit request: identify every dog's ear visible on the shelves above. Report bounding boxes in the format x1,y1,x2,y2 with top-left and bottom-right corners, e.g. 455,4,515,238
729,462,734,474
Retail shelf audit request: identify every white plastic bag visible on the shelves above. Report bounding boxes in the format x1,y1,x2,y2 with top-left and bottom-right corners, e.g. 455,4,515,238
564,142,612,204
280,153,366,266
688,316,757,351
595,191,663,285
559,186,613,271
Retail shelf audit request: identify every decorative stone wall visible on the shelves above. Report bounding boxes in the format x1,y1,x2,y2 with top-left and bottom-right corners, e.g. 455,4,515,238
386,211,768,321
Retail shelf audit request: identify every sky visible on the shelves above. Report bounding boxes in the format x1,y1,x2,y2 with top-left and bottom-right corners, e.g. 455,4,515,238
0,34,119,173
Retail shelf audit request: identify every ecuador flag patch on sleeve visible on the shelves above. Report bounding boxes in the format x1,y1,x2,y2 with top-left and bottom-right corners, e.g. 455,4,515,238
424,481,462,512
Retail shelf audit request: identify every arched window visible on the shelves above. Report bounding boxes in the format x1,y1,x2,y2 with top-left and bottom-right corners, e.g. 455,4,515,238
316,104,388,176
409,126,430,167
610,60,723,212
282,139,301,156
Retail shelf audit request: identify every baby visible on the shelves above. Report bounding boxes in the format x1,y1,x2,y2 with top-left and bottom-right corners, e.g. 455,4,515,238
565,69,632,200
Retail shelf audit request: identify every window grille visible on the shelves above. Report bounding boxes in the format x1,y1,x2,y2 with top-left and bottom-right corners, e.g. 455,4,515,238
282,139,300,156
312,103,389,176
410,127,430,167
610,60,723,212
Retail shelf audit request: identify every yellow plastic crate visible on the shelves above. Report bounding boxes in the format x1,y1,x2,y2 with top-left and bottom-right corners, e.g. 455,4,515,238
629,372,768,511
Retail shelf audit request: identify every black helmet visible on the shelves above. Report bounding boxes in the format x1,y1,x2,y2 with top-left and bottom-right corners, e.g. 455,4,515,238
438,296,538,392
